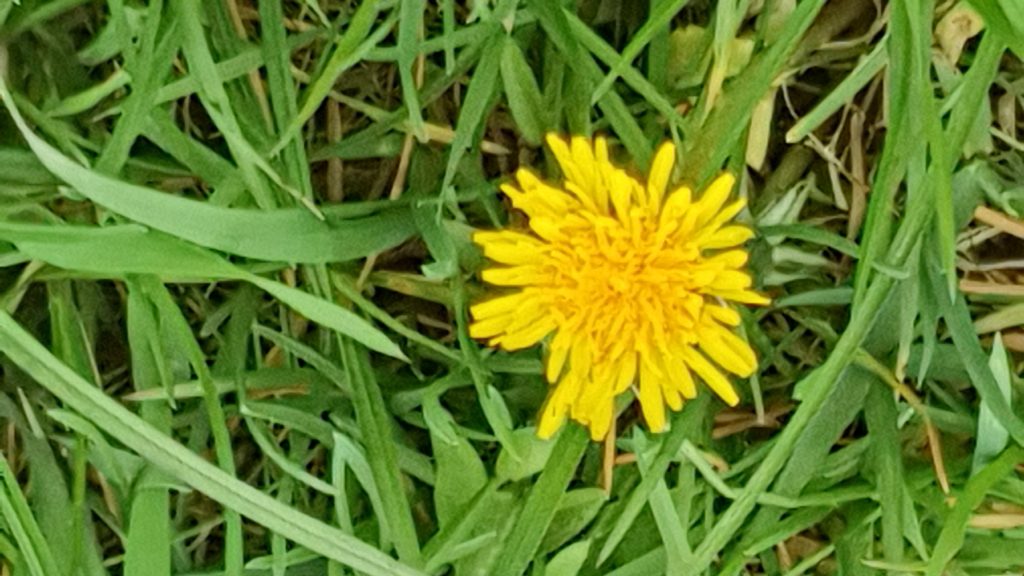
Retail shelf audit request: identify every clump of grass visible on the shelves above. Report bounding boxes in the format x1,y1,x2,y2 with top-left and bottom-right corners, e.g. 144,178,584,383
0,1,1023,575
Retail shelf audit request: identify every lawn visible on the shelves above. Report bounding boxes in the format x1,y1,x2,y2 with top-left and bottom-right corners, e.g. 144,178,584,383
1,0,1024,575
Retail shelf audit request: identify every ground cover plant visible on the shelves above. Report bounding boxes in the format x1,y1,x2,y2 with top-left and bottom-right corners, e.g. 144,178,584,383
1,0,1024,574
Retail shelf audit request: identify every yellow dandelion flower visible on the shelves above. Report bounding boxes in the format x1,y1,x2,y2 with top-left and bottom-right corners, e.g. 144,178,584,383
470,134,769,441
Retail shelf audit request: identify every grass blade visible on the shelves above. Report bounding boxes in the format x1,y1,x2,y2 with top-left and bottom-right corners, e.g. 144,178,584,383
679,0,825,185
0,310,427,576
441,27,503,195
339,337,424,567
398,0,426,141
785,37,887,143
926,263,1024,445
276,0,384,152
863,382,905,565
524,0,652,168
925,445,1024,576
0,223,407,359
491,425,589,576
597,396,707,565
0,458,61,576
589,0,690,104
1,86,416,264
500,35,547,146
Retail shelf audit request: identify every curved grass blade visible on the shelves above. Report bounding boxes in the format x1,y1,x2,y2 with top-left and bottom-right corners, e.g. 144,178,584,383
0,84,416,265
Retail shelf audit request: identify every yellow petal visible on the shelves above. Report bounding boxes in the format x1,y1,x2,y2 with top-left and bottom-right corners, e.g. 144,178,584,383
569,335,593,378
703,225,754,249
714,327,758,376
590,142,611,213
705,304,741,326
614,351,637,394
608,169,636,220
704,250,749,270
528,217,566,242
570,136,598,195
502,183,559,219
502,301,549,333
660,185,692,228
709,270,753,291
647,142,676,209
499,182,524,200
574,366,612,422
694,173,735,225
537,396,569,439
699,329,756,377
513,171,577,216
481,266,547,286
564,181,598,211
482,241,545,265
696,198,746,238
681,347,739,406
538,372,582,438
545,329,573,383
660,353,685,410
469,315,511,339
585,399,614,440
715,290,771,306
470,292,526,320
665,344,697,399
546,134,586,188
594,135,610,166
638,361,667,432
688,269,719,288
496,316,556,350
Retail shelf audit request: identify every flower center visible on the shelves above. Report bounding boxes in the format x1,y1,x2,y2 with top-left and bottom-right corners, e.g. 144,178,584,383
544,215,703,359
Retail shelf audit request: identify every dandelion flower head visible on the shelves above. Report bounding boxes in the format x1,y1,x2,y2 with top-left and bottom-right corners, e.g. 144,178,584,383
470,135,768,440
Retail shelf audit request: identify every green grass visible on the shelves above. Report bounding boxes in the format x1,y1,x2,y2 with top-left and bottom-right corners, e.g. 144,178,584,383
0,1,1023,575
